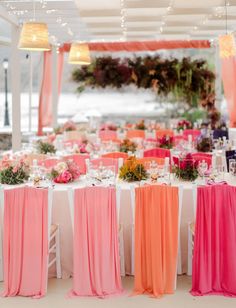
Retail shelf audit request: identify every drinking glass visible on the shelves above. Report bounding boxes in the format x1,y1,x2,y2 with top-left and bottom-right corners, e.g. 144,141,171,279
229,159,236,176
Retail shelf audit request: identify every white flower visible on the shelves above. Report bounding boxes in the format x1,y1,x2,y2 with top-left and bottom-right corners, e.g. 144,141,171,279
54,162,68,174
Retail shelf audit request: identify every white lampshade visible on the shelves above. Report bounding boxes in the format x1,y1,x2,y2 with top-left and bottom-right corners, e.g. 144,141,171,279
68,43,91,65
18,22,51,51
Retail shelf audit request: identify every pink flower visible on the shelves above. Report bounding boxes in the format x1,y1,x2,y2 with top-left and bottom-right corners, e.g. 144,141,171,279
12,166,19,173
54,170,72,184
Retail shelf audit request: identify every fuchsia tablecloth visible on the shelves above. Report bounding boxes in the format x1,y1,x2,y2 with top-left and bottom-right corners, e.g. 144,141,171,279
191,184,236,297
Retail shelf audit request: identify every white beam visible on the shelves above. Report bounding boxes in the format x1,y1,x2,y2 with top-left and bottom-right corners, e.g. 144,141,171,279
0,36,11,47
0,6,18,26
11,25,21,151
52,46,58,128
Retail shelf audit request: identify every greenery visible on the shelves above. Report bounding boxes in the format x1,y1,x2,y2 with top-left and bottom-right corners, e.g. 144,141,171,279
0,163,30,185
37,140,56,154
72,56,215,107
119,156,148,182
173,154,198,182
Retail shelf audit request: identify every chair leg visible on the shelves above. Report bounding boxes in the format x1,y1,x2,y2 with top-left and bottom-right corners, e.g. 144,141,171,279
187,223,192,276
131,224,135,276
119,225,125,277
55,226,62,279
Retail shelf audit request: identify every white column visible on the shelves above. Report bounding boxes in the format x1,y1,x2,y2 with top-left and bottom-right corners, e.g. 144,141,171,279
28,52,33,132
52,46,58,128
215,45,222,110
11,25,21,151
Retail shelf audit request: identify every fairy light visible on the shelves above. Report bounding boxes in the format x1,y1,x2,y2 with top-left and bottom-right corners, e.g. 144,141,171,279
120,0,127,38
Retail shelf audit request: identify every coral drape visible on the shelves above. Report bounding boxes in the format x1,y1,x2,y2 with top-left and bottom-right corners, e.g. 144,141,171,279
133,185,179,298
68,187,123,298
38,50,64,135
191,184,236,297
61,40,210,53
221,57,236,127
1,187,49,298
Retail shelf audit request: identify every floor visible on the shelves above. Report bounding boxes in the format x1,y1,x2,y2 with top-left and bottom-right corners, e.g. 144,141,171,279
0,276,236,308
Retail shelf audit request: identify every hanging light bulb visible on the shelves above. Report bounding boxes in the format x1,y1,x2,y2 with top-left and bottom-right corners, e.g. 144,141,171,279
68,43,91,65
18,22,51,51
18,0,51,51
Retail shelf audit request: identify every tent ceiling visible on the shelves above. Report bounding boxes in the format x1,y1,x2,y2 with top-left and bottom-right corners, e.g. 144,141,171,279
0,0,236,44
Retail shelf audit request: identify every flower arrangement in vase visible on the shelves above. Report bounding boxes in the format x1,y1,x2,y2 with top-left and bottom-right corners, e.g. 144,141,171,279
135,119,146,130
100,123,117,131
50,161,80,184
120,139,137,153
196,135,213,153
177,120,192,132
63,120,77,132
119,156,148,182
158,135,174,149
0,158,30,185
173,153,198,181
37,140,56,155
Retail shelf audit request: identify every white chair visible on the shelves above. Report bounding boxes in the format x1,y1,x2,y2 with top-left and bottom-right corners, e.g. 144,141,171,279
0,187,61,283
48,224,62,279
187,185,197,276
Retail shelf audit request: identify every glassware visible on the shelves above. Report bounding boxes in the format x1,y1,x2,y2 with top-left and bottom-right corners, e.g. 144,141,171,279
229,159,236,176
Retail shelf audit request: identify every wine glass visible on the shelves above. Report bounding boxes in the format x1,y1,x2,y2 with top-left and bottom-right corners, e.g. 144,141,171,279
229,159,236,177
198,160,208,182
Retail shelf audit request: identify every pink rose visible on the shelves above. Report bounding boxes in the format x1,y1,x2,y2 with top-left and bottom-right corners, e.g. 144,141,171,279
12,166,19,173
54,170,72,184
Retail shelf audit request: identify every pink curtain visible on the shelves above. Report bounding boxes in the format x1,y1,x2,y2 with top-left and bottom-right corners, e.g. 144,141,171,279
221,57,236,127
68,187,123,298
1,187,49,298
38,50,64,135
191,184,236,297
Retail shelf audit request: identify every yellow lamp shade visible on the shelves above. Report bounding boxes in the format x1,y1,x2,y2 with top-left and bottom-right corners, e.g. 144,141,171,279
68,43,91,65
219,34,236,59
18,22,51,51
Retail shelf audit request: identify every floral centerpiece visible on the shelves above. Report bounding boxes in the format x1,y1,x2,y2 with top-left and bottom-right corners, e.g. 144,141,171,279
50,161,80,184
135,119,146,130
120,139,137,153
63,120,77,132
196,133,213,153
119,156,148,182
158,135,174,149
173,153,198,181
37,140,56,154
177,120,192,132
100,123,117,131
0,158,30,185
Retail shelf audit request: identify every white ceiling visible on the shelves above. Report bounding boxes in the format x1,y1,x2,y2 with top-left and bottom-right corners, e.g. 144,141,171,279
0,0,236,44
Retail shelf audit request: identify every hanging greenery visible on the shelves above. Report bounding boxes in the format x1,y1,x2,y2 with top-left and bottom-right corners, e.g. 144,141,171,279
72,56,215,108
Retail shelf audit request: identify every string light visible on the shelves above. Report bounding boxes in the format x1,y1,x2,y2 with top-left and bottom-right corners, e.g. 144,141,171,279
120,0,127,38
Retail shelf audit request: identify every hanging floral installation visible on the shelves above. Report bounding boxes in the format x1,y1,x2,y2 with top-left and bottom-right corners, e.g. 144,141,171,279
72,56,215,108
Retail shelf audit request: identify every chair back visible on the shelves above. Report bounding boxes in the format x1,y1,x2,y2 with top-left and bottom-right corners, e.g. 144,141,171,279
126,130,145,139
144,147,171,158
63,154,90,174
156,129,174,138
191,153,212,168
99,130,118,141
183,129,200,140
88,157,122,173
102,152,129,160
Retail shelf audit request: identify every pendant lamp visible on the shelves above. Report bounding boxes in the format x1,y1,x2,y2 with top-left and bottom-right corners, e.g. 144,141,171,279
18,21,51,51
68,43,91,65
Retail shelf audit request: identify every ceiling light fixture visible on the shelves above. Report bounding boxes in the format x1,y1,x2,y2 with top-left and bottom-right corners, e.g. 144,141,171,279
68,43,91,65
18,0,50,51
